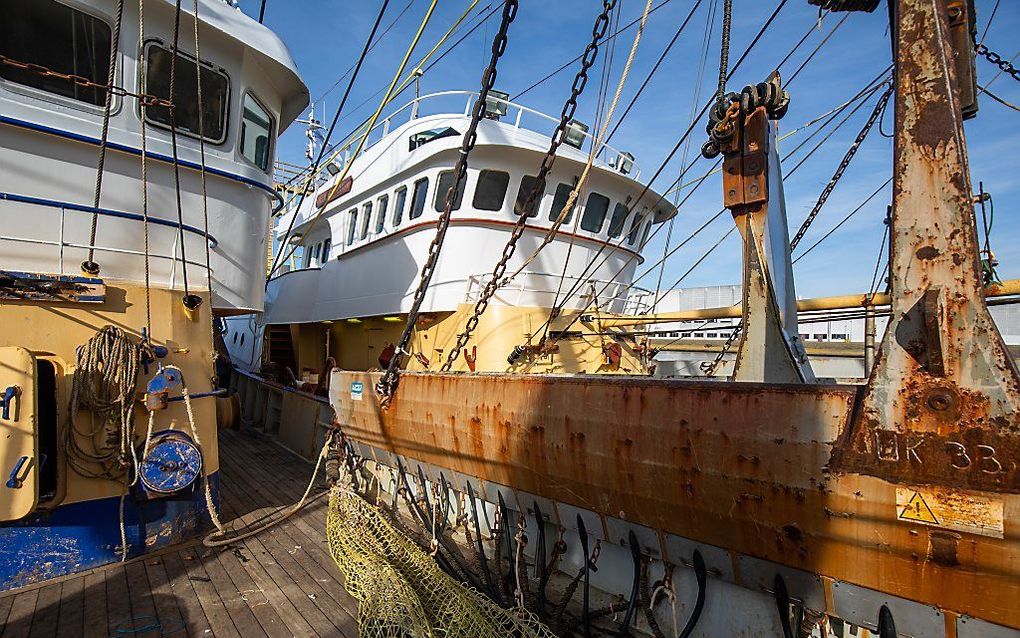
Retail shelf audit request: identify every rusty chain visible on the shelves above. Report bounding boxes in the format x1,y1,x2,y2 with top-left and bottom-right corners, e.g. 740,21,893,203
789,82,892,251
975,43,1020,83
440,0,619,372
701,323,741,377
0,53,172,108
375,0,519,402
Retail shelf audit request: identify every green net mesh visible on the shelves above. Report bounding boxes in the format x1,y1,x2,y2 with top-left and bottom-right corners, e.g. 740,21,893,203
326,487,559,638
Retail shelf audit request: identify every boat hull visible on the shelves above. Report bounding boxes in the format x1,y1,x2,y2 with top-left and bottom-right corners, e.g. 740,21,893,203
330,370,1020,634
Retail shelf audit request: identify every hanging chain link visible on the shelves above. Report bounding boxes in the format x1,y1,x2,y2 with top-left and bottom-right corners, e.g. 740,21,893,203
376,0,519,402
0,53,172,108
701,324,741,377
441,0,619,372
789,82,892,250
974,43,1020,83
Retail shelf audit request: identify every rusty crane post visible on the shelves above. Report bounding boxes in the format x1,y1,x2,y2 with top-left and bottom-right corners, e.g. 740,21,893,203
835,0,1020,492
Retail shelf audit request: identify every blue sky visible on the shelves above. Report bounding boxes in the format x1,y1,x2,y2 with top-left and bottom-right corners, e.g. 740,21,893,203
245,0,1018,298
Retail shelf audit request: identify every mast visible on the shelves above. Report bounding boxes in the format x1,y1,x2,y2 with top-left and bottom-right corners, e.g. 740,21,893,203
834,0,1020,493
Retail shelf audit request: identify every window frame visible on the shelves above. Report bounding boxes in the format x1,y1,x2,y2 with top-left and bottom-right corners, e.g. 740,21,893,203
140,38,231,146
360,201,373,240
580,192,611,234
392,186,408,226
409,177,429,220
472,169,510,212
347,208,358,245
434,170,466,213
0,0,116,111
238,91,275,173
375,195,388,233
514,175,542,218
549,183,576,224
608,202,630,238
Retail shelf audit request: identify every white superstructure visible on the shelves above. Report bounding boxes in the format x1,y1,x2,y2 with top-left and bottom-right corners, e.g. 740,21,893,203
0,0,308,312
261,91,676,330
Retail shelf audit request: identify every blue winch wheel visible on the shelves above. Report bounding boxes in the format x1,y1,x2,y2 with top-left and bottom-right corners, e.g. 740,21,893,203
138,430,203,495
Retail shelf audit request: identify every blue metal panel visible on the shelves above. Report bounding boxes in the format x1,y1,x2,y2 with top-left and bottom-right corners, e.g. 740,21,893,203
0,472,218,591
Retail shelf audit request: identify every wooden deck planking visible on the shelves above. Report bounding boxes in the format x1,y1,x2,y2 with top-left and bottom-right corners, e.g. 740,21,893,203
1,428,358,638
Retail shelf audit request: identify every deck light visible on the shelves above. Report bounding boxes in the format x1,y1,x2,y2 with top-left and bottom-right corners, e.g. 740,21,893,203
346,318,362,324
382,316,403,323
325,162,341,176
611,151,635,175
483,90,510,119
563,120,589,149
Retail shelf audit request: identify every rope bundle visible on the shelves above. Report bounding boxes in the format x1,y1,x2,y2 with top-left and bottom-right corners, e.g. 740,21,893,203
65,326,152,480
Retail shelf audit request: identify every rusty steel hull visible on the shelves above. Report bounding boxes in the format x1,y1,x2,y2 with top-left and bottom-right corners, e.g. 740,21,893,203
332,371,1020,631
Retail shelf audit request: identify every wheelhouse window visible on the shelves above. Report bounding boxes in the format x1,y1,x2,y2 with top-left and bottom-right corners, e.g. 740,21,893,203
580,192,610,233
473,170,510,211
393,186,407,226
347,209,358,245
434,170,466,212
409,126,459,151
608,202,630,238
0,0,112,106
240,93,274,171
627,209,646,245
549,183,576,224
640,218,652,247
360,202,372,240
322,239,331,260
375,195,388,233
143,42,229,143
514,175,542,218
410,178,429,220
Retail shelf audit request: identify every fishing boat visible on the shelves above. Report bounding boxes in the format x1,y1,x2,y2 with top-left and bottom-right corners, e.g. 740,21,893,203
0,0,307,588
230,0,1020,636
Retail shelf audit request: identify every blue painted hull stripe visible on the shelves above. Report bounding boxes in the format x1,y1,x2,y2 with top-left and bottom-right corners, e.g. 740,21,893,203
0,114,284,213
0,190,219,248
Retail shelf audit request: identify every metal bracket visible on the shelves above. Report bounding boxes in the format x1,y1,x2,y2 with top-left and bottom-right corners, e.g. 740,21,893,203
6,456,28,489
0,386,19,420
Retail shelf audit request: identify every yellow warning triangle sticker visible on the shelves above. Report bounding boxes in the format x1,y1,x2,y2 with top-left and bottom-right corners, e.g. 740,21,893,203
899,491,939,525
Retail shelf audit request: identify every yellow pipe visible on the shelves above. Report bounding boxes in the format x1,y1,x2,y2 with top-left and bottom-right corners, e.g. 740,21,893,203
596,278,1020,327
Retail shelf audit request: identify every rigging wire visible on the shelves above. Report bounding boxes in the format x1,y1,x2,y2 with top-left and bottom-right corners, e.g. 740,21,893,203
791,176,892,262
267,0,395,277
312,0,416,104
273,0,492,214
980,85,1020,113
977,0,1001,46
783,12,849,87
167,0,197,307
544,0,792,316
138,0,152,337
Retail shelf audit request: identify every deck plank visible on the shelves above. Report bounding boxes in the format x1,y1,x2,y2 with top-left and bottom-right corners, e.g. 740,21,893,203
54,578,84,638
0,427,359,638
80,572,108,638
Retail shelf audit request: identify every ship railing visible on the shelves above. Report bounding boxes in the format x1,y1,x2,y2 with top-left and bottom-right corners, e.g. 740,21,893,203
322,90,641,182
464,272,652,315
0,191,217,282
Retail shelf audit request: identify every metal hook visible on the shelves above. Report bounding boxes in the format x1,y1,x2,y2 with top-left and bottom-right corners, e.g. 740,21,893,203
437,472,453,535
533,500,548,615
774,573,794,638
577,514,592,638
677,550,707,638
415,465,434,524
466,481,496,598
878,604,897,638
617,530,642,636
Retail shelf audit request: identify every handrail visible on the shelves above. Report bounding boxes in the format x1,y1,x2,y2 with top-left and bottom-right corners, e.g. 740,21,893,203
0,191,219,248
282,90,641,218
464,271,652,314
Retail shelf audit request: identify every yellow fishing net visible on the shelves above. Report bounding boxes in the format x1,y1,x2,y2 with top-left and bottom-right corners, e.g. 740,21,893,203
326,487,558,638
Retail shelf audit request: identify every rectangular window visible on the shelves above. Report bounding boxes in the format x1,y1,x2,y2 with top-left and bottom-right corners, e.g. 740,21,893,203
410,178,429,220
375,195,388,233
473,170,510,211
143,42,229,143
434,170,466,212
608,203,630,238
361,202,372,239
392,186,407,226
627,209,646,245
640,218,652,247
580,192,610,233
322,239,331,261
0,0,112,106
515,175,542,217
347,209,358,245
313,242,322,260
549,183,576,224
240,93,274,171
